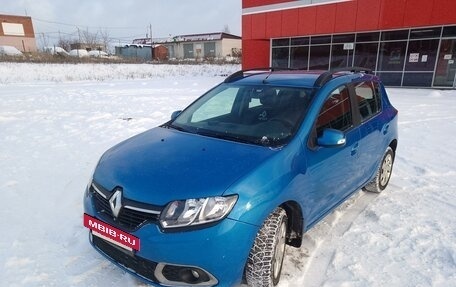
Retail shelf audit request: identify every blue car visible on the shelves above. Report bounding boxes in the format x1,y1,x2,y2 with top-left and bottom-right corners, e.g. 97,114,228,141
84,67,398,287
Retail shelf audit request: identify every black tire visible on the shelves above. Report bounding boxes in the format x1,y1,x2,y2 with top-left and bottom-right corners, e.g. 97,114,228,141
363,147,395,193
245,207,288,287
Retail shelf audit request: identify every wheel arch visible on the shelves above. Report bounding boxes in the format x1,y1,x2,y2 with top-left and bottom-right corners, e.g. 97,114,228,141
389,139,398,154
280,201,304,248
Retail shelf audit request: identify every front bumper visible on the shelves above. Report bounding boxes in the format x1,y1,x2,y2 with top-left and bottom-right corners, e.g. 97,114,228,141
84,189,257,287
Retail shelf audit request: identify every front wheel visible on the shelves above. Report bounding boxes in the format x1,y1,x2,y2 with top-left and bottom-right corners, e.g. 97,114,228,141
363,147,395,193
245,207,288,287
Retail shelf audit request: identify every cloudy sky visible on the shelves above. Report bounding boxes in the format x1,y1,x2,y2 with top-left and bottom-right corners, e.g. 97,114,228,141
1,0,242,46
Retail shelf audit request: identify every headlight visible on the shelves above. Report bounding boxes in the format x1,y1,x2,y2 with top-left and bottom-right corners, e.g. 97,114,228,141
160,195,238,229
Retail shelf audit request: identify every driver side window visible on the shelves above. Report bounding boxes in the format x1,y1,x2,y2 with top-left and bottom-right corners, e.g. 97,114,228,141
315,85,353,137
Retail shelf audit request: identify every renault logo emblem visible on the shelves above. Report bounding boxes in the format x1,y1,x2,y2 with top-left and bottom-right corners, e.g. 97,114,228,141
109,189,122,218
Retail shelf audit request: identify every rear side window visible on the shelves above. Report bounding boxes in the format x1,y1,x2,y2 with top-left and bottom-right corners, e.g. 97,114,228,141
316,85,353,136
355,81,381,121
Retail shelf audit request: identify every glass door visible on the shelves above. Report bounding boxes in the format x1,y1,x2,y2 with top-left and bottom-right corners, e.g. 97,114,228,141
433,39,456,87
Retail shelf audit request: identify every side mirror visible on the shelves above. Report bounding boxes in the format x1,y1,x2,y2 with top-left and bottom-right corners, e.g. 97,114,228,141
317,129,346,148
171,110,182,121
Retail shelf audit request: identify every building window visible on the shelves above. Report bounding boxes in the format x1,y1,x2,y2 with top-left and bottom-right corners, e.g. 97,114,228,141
405,39,439,72
381,29,409,41
433,39,456,87
1,23,25,36
290,46,309,69
356,32,380,42
443,26,456,38
378,41,407,71
309,45,330,70
332,34,355,44
311,35,332,45
272,38,290,47
410,27,442,39
354,43,378,71
330,44,354,68
291,37,309,46
269,25,456,87
272,47,290,68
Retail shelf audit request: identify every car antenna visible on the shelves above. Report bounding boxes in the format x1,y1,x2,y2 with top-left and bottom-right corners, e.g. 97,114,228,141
263,71,274,83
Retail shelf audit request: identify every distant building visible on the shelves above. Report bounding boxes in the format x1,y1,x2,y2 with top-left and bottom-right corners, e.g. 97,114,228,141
132,32,242,60
153,45,168,61
115,44,168,61
70,42,106,52
0,14,37,52
115,45,152,61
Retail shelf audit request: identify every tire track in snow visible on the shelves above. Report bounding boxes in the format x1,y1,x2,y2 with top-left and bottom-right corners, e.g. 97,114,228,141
279,191,380,287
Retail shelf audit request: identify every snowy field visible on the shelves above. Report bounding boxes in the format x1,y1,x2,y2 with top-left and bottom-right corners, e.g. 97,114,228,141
0,63,455,287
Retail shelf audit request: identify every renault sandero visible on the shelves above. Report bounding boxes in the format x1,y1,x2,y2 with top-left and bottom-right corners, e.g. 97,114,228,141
83,67,398,287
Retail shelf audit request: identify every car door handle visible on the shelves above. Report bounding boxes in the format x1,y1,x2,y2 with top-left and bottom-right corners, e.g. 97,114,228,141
351,142,359,156
382,124,390,135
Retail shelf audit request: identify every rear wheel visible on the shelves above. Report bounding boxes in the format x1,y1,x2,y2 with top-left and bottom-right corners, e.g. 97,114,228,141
363,147,395,193
245,207,288,287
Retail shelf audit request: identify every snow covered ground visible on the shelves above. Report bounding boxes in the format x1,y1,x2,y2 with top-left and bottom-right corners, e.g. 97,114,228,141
0,63,455,287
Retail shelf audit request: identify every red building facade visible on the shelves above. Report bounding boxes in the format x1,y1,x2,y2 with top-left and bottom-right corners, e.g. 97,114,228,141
242,0,456,87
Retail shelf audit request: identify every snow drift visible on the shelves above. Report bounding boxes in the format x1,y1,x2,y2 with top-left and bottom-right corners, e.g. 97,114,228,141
0,45,23,56
0,63,455,287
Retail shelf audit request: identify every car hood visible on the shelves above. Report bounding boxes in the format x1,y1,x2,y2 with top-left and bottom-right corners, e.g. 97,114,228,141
93,127,276,206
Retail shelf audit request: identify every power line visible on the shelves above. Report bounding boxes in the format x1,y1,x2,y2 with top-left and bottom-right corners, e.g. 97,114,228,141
39,30,145,40
28,15,153,48
32,17,144,30
39,31,78,36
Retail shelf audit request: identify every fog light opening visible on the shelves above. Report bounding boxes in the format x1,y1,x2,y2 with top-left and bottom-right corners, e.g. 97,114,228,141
155,263,218,286
180,268,203,283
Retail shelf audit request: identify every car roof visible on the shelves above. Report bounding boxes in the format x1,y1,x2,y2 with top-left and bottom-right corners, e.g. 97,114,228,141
224,67,375,88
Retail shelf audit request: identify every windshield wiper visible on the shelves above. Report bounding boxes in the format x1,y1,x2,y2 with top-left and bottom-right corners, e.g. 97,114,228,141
163,123,189,133
195,130,259,145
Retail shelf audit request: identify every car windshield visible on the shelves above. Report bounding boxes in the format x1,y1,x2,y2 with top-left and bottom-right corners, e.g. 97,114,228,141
167,83,313,147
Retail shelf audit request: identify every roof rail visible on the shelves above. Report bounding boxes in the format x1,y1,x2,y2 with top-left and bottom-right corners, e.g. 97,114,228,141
314,67,372,87
224,67,295,83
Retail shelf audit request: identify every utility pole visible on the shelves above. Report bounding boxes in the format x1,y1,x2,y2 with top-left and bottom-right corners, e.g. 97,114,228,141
77,27,81,57
150,23,153,61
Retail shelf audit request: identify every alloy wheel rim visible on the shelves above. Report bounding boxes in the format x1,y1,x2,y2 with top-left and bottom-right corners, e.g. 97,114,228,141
380,154,393,186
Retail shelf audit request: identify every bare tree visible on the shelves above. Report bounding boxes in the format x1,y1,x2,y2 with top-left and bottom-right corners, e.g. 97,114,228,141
99,28,110,53
231,48,242,59
81,29,100,51
57,35,72,52
56,28,109,53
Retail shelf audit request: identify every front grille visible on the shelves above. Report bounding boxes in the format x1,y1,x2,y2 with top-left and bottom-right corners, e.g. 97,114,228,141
92,235,158,283
118,206,159,229
91,183,162,231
